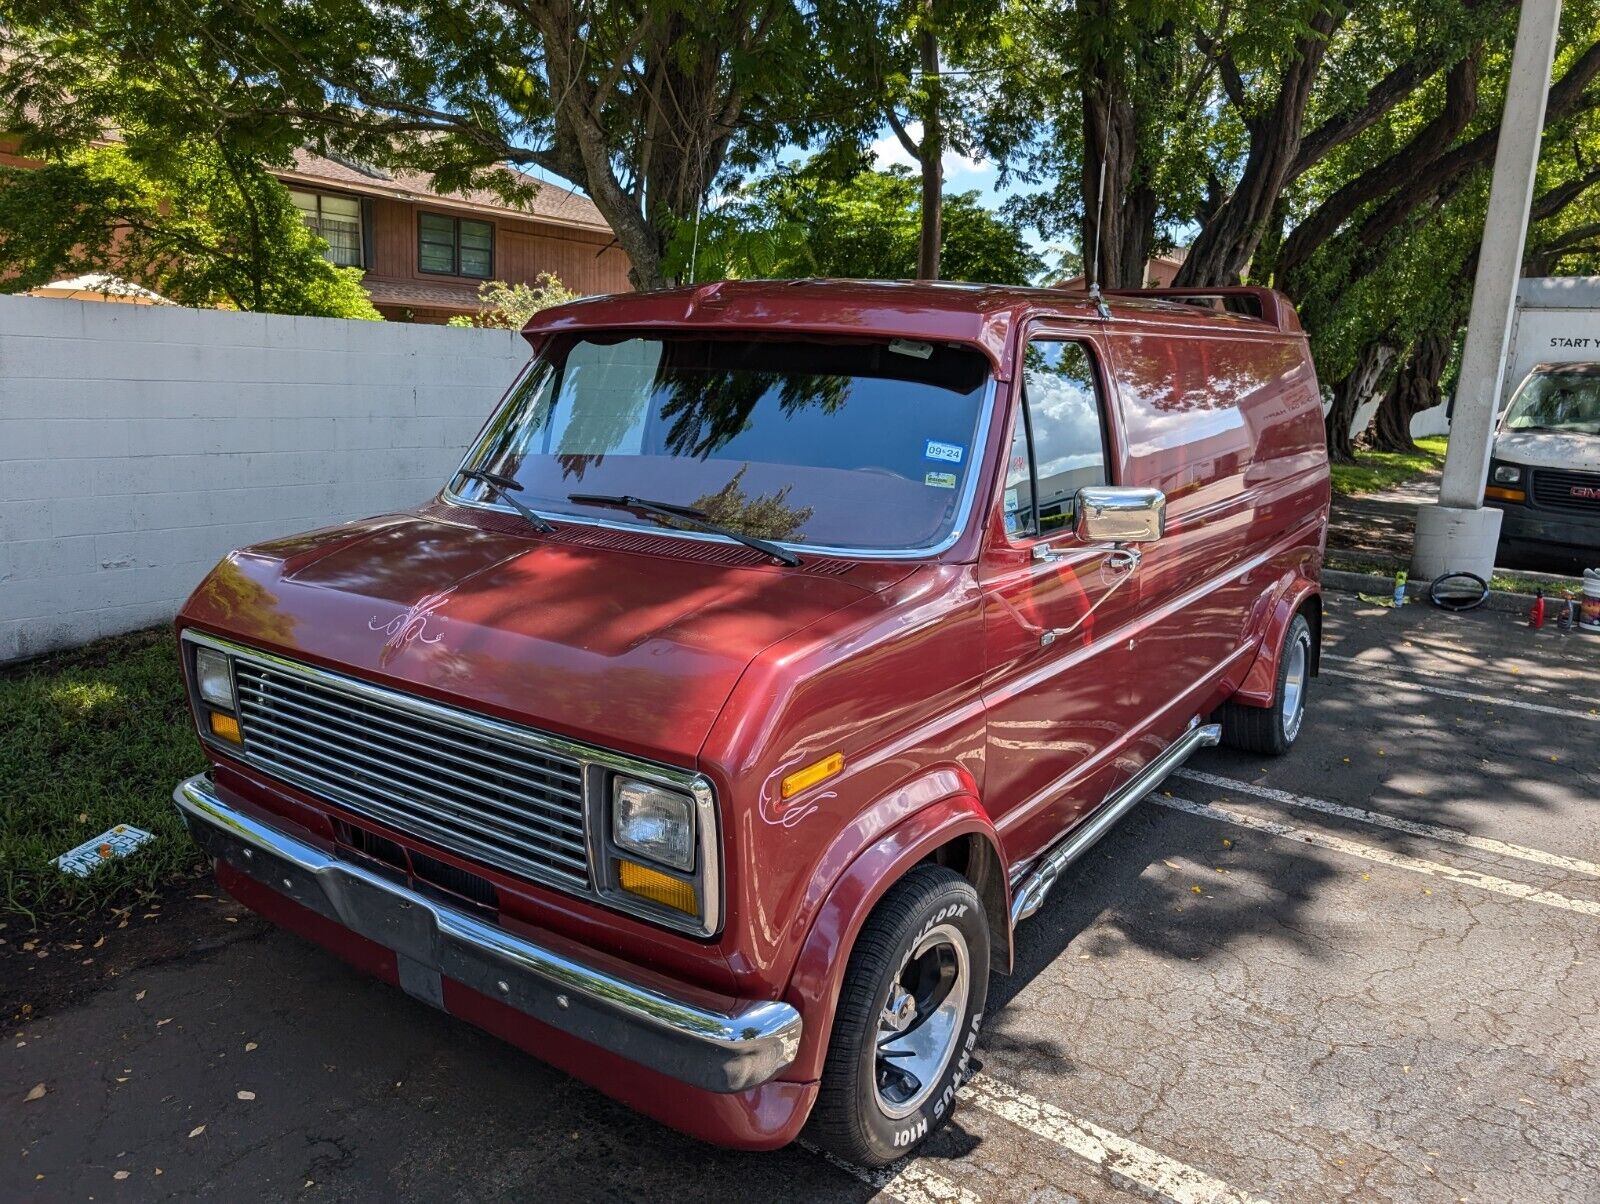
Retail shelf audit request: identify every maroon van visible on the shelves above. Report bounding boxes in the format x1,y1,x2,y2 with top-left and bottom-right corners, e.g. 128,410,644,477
172,280,1329,1165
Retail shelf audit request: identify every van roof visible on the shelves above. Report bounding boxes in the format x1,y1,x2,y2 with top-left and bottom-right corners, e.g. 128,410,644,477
522,278,1302,376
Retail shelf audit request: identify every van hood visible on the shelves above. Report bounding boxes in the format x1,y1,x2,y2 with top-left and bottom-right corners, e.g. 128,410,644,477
1494,428,1600,472
179,512,905,765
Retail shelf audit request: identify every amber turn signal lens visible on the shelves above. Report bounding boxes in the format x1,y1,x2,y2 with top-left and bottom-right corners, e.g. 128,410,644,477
617,859,698,915
209,711,242,744
1484,486,1525,502
781,752,844,799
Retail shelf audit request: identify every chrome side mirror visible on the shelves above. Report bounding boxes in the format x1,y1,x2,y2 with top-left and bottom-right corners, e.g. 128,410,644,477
1074,486,1166,544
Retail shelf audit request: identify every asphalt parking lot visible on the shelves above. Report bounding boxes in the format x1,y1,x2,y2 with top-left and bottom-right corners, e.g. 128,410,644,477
5,593,1598,1202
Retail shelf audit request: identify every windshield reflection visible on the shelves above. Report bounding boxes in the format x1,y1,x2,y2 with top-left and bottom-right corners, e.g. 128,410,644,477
456,334,991,552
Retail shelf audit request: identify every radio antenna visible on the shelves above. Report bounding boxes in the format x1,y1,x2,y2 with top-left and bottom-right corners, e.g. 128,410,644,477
1087,95,1112,319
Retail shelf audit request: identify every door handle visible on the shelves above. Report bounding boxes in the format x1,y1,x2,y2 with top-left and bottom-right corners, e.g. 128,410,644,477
1037,549,1141,647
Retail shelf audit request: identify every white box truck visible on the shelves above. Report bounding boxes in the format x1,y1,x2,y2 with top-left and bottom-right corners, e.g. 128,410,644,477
1482,277,1600,568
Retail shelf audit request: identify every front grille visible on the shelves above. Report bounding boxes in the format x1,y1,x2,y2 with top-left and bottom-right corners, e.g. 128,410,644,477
232,658,592,892
1530,466,1600,514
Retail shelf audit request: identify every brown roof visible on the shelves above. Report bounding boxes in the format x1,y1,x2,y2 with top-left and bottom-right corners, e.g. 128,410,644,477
362,278,485,311
279,149,612,234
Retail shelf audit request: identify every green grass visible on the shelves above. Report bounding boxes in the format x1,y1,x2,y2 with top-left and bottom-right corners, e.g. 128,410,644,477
1329,436,1449,497
0,628,205,926
1487,571,1581,597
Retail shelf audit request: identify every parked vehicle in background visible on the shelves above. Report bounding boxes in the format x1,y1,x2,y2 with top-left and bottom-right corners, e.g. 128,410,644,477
170,280,1329,1166
1485,362,1600,570
1498,277,1600,407
1486,277,1600,569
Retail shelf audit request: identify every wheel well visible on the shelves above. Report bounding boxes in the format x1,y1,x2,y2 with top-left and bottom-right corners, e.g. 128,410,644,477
1298,593,1323,676
923,834,1013,974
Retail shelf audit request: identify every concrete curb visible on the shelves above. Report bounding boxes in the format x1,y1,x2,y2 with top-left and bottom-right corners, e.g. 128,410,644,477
1327,553,1586,594
1321,568,1564,617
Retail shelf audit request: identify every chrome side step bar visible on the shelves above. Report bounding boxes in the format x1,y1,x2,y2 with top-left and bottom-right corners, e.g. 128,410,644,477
1010,721,1222,925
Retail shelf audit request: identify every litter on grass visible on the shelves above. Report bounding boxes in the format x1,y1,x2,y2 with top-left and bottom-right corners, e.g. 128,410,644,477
54,826,154,877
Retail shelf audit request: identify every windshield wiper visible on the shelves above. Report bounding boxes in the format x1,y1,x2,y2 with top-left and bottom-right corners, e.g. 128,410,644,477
567,493,802,567
458,469,557,534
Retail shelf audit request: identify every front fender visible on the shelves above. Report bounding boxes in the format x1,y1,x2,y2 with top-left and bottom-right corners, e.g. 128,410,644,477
1233,574,1321,707
779,777,1007,1083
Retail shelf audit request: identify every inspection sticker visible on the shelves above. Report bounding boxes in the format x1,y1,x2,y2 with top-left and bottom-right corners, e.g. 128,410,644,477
55,825,155,878
925,471,958,489
925,439,965,464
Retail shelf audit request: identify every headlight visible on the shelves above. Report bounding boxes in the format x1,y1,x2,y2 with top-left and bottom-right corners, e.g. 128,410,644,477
194,647,235,710
1493,464,1523,484
612,777,695,871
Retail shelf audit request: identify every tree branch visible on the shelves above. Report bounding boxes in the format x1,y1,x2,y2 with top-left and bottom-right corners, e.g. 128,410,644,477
1291,54,1444,180
1280,51,1479,280
1352,40,1600,257
884,107,923,160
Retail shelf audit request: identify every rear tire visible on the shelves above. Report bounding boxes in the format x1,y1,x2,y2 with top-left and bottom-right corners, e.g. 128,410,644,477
805,865,989,1168
1219,612,1313,756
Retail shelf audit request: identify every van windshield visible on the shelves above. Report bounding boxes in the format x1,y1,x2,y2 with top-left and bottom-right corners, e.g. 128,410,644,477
454,333,993,552
1504,369,1600,435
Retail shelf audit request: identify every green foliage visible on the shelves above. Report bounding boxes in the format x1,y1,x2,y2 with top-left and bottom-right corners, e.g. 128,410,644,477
1,0,817,289
0,24,381,318
0,629,205,924
0,144,379,317
1295,179,1489,383
447,274,579,329
677,158,1043,285
1282,1,1600,397
1327,436,1448,497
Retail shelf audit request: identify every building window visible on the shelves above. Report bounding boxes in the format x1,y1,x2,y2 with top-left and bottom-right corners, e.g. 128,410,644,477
419,212,493,278
289,190,363,267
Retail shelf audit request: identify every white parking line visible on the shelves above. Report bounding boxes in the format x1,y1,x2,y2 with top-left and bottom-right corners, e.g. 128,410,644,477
1323,652,1590,706
962,1073,1270,1204
803,1142,981,1203
1320,666,1597,722
1154,795,1600,919
1175,769,1600,879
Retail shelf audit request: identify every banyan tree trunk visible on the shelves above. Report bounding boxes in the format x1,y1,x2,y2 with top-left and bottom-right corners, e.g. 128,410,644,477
1369,331,1451,453
1324,342,1397,463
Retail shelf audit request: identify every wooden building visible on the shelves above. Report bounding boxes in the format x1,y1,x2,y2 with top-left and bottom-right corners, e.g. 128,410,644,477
278,151,634,322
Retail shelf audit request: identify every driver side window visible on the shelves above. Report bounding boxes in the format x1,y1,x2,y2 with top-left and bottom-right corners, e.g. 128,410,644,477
1003,340,1110,538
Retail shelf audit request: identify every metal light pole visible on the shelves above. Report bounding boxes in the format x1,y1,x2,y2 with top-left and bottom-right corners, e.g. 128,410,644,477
1412,0,1563,581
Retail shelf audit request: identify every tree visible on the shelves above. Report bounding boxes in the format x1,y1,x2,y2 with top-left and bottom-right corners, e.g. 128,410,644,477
1290,6,1600,459
810,0,1000,281
977,0,1207,288
1363,103,1600,453
0,143,379,318
976,1,1532,291
680,158,1043,285
0,0,815,292
447,275,580,329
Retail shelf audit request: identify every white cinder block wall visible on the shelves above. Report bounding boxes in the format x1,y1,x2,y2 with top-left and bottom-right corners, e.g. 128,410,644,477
0,297,531,662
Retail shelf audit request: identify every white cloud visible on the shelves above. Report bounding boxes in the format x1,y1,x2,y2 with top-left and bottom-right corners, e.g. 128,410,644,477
868,122,990,181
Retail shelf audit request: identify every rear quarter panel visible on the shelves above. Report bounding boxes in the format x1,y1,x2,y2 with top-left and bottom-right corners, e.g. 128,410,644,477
1105,314,1328,733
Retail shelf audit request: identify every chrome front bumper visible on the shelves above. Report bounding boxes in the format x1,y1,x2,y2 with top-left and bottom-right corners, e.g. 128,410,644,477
173,774,801,1093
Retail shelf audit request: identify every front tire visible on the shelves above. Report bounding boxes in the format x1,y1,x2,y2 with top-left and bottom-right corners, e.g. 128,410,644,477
806,865,989,1167
1219,612,1313,755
